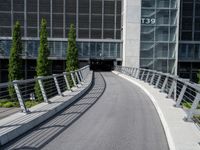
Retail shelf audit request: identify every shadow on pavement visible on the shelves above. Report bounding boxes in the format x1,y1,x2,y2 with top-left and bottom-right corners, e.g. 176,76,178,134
2,72,106,150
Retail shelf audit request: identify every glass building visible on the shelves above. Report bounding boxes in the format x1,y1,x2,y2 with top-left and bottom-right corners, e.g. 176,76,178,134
140,0,179,74
4,0,199,83
0,0,122,82
178,0,200,82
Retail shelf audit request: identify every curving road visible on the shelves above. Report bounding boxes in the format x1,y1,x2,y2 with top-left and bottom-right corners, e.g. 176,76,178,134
2,72,169,150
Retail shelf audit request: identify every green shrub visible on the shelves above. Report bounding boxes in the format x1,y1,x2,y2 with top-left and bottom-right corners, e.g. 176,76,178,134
3,102,16,108
0,101,19,108
8,21,23,99
35,18,50,101
66,24,78,87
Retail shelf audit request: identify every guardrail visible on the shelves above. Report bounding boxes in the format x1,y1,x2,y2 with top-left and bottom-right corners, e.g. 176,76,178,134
115,66,200,123
0,65,90,114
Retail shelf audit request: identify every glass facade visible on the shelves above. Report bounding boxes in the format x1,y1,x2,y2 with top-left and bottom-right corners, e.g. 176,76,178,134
140,0,178,73
0,0,122,60
178,0,200,82
0,0,121,39
0,40,122,60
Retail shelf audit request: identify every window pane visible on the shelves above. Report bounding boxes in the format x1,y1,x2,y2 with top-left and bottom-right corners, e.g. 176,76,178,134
27,0,37,12
66,0,76,13
142,0,155,7
27,28,37,37
91,15,102,28
104,30,114,39
79,0,89,14
53,14,63,28
104,1,115,14
79,15,89,28
91,0,102,14
13,0,24,11
79,29,89,38
0,0,11,11
91,30,102,39
39,0,50,12
27,13,37,27
104,16,114,29
0,13,11,26
52,0,63,13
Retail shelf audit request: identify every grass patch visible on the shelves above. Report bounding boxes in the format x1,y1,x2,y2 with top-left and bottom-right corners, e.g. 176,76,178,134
182,101,192,109
0,100,40,108
182,101,200,109
25,101,40,108
0,100,19,108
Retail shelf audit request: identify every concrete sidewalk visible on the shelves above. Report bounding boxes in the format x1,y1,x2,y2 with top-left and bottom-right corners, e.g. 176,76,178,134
113,71,200,150
0,71,93,146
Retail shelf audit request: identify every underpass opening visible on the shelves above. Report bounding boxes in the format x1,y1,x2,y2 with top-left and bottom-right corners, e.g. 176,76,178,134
90,59,114,71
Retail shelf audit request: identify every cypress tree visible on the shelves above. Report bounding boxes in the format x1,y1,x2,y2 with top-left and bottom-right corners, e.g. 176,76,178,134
8,21,23,99
35,18,50,101
66,24,78,86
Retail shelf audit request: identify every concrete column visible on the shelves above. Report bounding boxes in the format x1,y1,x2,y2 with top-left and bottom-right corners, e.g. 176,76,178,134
122,0,141,68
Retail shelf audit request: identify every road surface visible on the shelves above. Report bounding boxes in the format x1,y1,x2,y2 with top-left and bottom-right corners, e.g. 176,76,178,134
2,72,169,150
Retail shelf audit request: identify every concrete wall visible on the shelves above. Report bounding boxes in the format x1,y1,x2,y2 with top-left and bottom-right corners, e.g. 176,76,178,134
122,0,141,68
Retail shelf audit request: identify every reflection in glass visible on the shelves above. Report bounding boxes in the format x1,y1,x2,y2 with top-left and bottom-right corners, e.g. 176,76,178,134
110,43,116,57
83,42,89,57
103,43,109,57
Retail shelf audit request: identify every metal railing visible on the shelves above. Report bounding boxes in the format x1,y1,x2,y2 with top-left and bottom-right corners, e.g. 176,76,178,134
115,66,200,123
0,65,90,114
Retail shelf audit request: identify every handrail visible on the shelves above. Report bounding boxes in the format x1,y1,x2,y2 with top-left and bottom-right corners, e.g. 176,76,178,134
0,65,90,113
115,66,200,122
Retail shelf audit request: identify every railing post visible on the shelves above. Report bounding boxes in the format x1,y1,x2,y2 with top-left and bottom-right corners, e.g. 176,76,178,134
75,71,81,84
161,76,168,92
155,74,161,88
176,84,187,107
167,79,176,99
150,72,155,85
135,68,139,78
78,70,83,82
145,71,150,82
125,67,128,74
132,68,136,77
127,67,130,75
133,68,137,78
37,76,49,103
136,69,140,79
130,68,133,76
187,93,200,121
141,70,145,80
13,80,29,113
63,72,71,91
70,71,77,87
53,74,62,96
131,68,134,76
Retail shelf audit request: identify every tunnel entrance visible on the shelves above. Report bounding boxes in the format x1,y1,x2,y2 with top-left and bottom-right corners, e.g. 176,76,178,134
90,59,114,71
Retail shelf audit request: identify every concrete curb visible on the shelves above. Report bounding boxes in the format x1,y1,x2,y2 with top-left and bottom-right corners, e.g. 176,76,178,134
113,71,176,150
0,71,93,146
